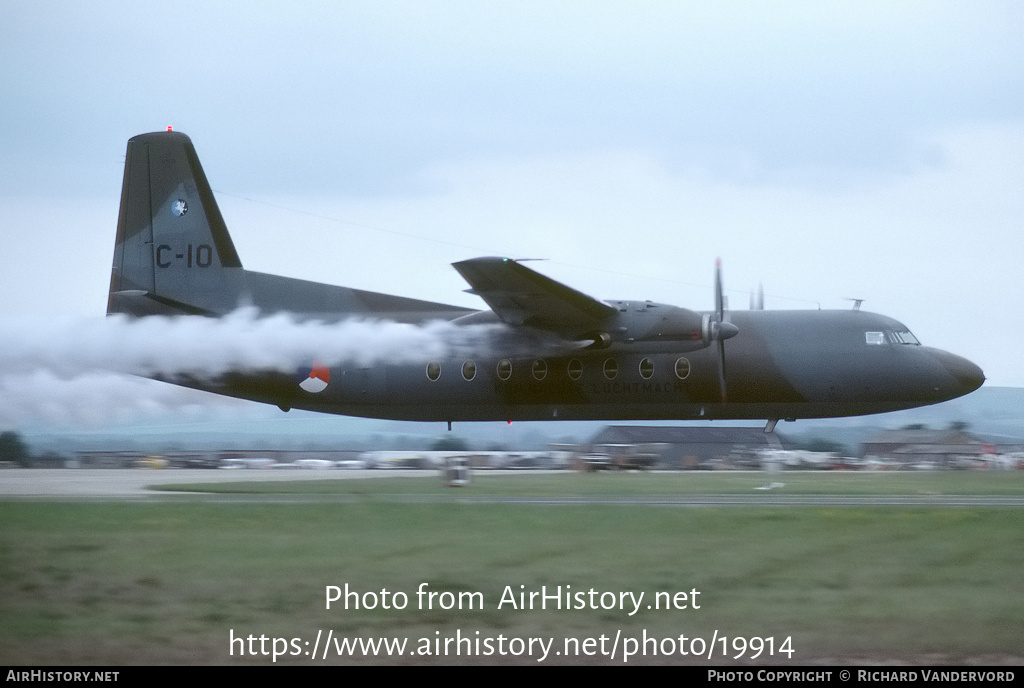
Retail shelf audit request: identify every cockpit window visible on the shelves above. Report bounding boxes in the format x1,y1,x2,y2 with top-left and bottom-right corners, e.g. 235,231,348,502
866,330,921,346
888,330,920,345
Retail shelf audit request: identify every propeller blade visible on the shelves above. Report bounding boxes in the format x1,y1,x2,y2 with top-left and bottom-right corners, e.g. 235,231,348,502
715,258,724,322
717,338,727,402
714,259,728,402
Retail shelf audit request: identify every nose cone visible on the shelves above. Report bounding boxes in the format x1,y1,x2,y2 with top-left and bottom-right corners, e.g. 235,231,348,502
931,349,985,397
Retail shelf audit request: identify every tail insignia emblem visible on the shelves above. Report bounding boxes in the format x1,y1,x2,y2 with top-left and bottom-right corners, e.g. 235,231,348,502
172,199,188,217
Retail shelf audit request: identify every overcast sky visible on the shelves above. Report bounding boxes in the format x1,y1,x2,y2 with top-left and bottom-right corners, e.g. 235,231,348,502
1,2,1022,431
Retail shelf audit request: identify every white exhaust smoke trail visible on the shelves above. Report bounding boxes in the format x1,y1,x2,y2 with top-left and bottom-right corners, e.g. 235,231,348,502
0,310,496,377
0,370,257,428
0,311,500,427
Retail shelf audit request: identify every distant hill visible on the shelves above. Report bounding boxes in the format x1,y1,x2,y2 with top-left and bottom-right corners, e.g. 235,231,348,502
779,386,1024,456
22,387,1022,457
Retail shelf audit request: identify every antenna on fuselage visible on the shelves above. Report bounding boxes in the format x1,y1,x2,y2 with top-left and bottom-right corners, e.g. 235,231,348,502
845,298,865,311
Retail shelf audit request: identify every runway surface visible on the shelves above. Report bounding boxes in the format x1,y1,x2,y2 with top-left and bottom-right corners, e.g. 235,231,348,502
2,468,1023,506
0,468,418,498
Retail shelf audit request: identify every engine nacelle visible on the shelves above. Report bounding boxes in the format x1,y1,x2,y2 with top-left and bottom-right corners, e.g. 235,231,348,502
626,305,711,351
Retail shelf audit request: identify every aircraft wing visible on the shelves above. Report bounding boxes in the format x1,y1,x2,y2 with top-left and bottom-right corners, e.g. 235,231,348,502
452,257,616,338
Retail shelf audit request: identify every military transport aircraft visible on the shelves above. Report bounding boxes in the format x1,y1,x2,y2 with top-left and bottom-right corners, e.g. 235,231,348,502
107,130,984,431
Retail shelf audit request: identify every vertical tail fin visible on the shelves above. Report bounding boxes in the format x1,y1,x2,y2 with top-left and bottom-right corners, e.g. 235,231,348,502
107,130,243,316
107,130,477,322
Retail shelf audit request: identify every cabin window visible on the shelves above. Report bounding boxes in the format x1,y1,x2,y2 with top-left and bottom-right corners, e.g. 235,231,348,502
567,358,583,381
639,358,654,379
532,359,548,381
426,362,441,381
496,359,512,381
674,357,691,380
865,332,885,346
462,360,476,381
603,358,618,380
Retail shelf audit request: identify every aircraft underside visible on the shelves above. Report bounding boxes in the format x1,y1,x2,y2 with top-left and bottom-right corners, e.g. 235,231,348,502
196,376,959,423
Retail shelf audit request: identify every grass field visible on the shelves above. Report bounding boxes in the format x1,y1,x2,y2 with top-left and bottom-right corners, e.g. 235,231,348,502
2,472,1023,665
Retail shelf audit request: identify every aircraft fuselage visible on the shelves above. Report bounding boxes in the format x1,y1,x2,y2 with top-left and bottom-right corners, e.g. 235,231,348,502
209,308,983,423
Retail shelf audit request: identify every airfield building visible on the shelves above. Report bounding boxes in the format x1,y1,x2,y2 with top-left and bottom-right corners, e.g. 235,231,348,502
860,428,993,469
586,426,787,469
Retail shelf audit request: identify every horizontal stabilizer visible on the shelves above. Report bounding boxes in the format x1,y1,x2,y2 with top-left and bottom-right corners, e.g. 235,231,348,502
108,290,212,317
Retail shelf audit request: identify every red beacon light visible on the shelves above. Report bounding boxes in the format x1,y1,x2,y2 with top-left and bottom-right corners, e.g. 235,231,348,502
166,125,173,132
